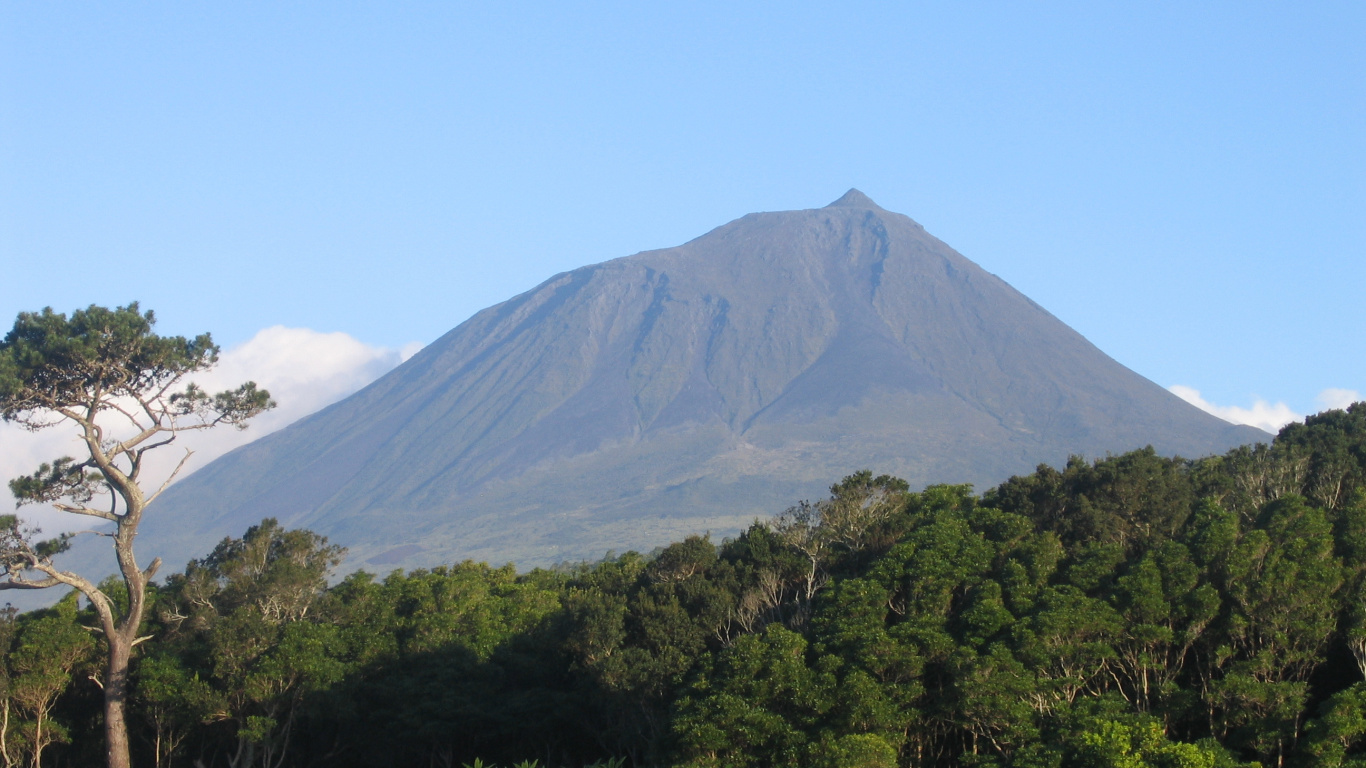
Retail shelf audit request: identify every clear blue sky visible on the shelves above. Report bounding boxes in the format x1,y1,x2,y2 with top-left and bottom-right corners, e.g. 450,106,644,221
2,2,1361,416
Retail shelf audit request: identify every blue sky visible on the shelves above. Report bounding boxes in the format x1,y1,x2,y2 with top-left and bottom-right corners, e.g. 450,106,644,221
2,2,1362,425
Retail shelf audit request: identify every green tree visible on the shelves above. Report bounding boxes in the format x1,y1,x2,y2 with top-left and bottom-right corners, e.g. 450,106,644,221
133,652,221,768
1300,683,1366,768
1275,404,1366,512
1013,585,1121,709
1072,718,1218,768
807,732,899,768
1107,542,1218,714
1205,496,1343,764
672,626,836,767
0,304,273,768
6,595,95,768
166,519,343,768
1044,698,1253,768
1333,492,1366,678
307,560,571,767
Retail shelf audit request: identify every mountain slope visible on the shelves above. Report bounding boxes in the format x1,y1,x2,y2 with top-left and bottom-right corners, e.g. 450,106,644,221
136,190,1266,569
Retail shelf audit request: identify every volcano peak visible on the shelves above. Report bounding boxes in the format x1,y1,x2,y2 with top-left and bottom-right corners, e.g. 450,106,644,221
825,188,882,209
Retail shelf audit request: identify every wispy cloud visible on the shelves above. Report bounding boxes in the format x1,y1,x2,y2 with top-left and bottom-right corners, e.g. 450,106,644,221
0,327,421,532
1169,385,1363,435
1168,386,1295,434
1317,388,1362,411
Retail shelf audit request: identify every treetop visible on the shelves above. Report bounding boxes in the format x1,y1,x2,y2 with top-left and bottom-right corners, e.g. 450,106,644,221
0,303,219,421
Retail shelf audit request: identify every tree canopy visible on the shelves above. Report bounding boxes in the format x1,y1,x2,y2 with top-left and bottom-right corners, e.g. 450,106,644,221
6,388,1366,767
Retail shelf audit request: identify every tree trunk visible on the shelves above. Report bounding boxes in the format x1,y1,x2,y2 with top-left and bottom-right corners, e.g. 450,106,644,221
0,699,12,768
105,637,132,768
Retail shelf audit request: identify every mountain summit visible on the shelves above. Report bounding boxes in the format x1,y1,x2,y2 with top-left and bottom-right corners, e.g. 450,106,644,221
825,188,883,209
137,194,1265,569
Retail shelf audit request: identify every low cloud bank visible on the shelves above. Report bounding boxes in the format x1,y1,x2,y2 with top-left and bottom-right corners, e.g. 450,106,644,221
0,327,421,532
1170,385,1362,435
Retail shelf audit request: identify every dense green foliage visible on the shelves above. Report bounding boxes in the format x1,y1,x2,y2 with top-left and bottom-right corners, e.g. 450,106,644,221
8,404,1366,767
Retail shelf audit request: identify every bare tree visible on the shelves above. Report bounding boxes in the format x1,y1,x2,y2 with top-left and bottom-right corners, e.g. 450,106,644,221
0,304,273,768
771,471,909,604
771,500,830,610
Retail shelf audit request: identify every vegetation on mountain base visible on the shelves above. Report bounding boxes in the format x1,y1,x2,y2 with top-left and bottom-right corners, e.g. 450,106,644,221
4,403,1366,767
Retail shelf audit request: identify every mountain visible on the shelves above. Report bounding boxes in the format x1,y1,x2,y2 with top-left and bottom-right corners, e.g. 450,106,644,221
130,190,1268,571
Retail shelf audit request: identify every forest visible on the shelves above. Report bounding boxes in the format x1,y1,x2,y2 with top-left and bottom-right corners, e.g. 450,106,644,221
3,403,1366,768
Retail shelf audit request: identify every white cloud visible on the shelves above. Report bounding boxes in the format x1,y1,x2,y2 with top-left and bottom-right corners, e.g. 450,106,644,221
1169,385,1364,435
0,327,420,533
1317,388,1362,411
1168,385,1299,435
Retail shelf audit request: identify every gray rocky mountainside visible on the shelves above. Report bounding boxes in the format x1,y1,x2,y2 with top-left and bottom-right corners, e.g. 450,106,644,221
126,190,1268,571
